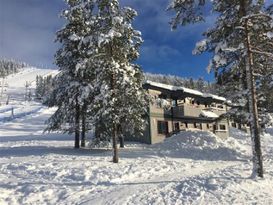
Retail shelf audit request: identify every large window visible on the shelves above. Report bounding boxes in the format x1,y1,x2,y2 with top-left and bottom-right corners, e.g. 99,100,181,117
157,121,169,134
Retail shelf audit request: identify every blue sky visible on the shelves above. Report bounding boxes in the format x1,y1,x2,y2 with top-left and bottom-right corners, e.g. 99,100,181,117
0,0,217,81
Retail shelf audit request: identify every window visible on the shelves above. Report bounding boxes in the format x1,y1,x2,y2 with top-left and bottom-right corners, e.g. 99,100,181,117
191,100,195,105
200,124,202,130
194,122,197,128
157,121,169,134
231,123,236,128
185,122,188,128
217,105,224,109
219,124,226,130
172,100,178,107
197,101,200,105
207,124,210,129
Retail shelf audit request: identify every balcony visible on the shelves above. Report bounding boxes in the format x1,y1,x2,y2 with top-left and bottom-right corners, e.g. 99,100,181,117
173,104,202,118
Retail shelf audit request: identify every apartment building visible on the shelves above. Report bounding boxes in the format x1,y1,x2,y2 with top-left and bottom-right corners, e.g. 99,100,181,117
131,81,230,144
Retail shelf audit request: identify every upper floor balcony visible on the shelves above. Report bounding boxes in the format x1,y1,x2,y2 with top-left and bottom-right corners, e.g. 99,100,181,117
172,104,202,118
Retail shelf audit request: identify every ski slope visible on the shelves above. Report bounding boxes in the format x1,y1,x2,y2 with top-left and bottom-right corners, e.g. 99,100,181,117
1,67,58,104
1,67,273,204
0,67,58,123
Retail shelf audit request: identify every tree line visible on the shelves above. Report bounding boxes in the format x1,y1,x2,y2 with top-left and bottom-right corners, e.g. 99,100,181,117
0,59,28,78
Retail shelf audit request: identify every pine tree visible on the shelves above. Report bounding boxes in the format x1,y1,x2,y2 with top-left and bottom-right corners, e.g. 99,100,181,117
168,0,273,178
46,0,94,149
86,0,148,163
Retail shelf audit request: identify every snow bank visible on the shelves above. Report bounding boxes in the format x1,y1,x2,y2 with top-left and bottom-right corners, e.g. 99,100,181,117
152,130,247,161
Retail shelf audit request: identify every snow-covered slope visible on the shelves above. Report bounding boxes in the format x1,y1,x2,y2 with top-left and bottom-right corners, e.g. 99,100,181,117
0,67,58,123
5,67,58,88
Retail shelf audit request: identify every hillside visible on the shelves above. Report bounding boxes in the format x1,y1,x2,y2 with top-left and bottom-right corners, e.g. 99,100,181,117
0,67,58,122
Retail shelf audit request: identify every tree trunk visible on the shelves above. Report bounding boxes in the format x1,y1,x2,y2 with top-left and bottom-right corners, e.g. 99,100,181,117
81,104,86,148
75,97,80,149
112,123,118,163
111,71,119,163
244,18,264,178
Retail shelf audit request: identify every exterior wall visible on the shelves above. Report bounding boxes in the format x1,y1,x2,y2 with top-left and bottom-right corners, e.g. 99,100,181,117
215,119,230,139
149,117,173,144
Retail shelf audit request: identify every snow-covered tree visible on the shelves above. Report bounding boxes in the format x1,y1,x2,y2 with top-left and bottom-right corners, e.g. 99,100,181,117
84,0,148,163
47,0,147,162
46,0,94,149
168,0,273,178
0,59,27,77
35,75,54,102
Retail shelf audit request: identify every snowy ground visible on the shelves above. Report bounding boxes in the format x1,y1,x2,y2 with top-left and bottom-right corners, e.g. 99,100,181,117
1,68,273,204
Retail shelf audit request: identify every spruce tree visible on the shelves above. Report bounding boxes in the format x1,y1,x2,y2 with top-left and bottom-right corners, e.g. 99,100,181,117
168,0,273,178
87,0,147,163
46,0,94,148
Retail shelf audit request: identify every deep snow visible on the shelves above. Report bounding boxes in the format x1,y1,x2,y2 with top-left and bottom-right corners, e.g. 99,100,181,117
0,68,273,204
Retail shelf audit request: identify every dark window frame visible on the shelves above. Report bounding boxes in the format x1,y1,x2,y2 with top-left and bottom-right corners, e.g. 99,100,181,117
157,121,169,135
219,124,226,130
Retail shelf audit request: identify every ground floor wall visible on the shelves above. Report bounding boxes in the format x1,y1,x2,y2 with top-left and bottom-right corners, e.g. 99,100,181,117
125,113,230,145
147,114,230,144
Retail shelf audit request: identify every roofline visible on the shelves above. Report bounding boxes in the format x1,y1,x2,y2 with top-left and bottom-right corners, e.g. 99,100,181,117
143,80,227,103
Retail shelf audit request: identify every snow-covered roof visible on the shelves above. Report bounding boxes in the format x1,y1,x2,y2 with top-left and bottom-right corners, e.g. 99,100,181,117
200,110,219,118
145,80,226,102
202,93,226,102
144,81,180,91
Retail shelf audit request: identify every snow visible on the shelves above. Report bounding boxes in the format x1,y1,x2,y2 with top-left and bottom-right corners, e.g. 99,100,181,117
145,80,226,101
1,68,273,204
200,110,219,118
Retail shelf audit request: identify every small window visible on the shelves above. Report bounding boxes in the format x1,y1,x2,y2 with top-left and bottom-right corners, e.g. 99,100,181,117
194,122,197,128
231,123,236,128
192,100,195,105
207,124,210,129
219,124,226,130
157,121,169,134
185,122,188,128
197,101,200,105
200,123,202,130
172,100,177,107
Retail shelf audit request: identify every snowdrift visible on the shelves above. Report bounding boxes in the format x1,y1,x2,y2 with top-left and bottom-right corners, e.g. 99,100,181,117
152,129,250,161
